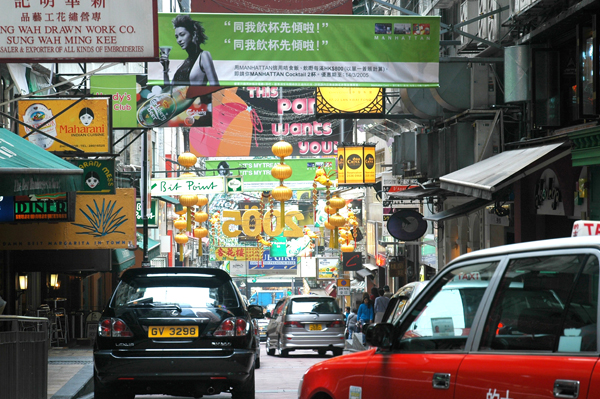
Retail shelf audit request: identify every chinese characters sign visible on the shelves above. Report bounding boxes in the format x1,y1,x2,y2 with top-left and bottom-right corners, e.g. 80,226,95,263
214,246,262,261
150,13,439,88
0,0,158,62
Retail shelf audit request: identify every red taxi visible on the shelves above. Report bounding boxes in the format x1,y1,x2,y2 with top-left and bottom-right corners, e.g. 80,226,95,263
298,234,600,399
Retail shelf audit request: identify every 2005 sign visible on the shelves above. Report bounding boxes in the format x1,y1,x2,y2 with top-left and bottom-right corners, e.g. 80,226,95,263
221,210,304,238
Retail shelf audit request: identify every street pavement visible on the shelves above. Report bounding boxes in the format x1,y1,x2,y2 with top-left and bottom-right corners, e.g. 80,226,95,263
48,336,366,399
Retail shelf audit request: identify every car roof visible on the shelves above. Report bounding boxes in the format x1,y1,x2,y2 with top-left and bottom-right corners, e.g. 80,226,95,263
446,236,600,267
120,267,232,281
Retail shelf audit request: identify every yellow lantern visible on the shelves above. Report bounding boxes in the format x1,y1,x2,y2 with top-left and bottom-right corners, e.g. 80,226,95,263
329,195,346,210
193,227,208,256
194,211,208,224
174,233,188,262
271,185,292,229
329,214,346,228
271,140,293,158
178,152,197,169
174,217,187,231
324,205,337,215
196,195,208,207
324,220,333,230
271,163,293,180
174,206,187,216
341,243,355,252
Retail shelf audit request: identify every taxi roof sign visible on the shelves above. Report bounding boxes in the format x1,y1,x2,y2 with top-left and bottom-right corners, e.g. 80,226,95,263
572,220,600,237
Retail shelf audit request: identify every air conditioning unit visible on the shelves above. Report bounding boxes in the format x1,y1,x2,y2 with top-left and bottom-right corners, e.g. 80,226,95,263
470,63,496,109
474,120,500,161
460,0,479,46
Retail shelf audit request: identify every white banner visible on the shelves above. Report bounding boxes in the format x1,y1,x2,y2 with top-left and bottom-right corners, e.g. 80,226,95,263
151,176,225,196
0,0,158,62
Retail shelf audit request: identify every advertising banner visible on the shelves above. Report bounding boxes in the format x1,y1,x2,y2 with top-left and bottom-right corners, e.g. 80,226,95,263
0,188,137,250
316,87,384,117
0,193,74,223
249,250,297,270
337,145,376,185
317,257,339,279
0,0,158,63
190,87,348,157
150,176,225,196
150,13,439,88
76,159,115,194
205,158,336,192
17,97,111,153
214,246,262,261
90,75,138,128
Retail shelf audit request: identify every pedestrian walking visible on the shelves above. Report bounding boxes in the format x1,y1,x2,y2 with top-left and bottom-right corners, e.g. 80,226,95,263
374,288,390,323
346,308,357,339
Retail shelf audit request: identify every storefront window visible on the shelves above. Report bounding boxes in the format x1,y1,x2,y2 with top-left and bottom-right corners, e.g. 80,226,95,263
581,31,595,115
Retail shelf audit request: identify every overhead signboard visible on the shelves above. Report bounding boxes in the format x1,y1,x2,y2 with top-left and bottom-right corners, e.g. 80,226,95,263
191,87,347,157
0,188,137,250
0,0,158,63
150,176,225,196
316,87,384,117
150,13,439,88
337,144,376,185
136,199,158,228
249,250,297,270
17,97,112,153
213,246,262,261
76,159,115,194
0,193,75,223
317,257,339,280
205,158,336,191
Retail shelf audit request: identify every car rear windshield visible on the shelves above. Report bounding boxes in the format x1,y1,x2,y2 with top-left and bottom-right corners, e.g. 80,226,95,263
289,298,340,314
111,274,240,309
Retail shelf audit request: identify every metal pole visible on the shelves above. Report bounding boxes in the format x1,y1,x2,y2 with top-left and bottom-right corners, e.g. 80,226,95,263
142,129,150,267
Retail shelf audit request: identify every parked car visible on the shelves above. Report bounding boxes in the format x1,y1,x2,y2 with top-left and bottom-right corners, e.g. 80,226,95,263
266,295,345,357
257,317,269,341
93,267,263,399
298,235,600,399
250,318,261,368
381,280,429,324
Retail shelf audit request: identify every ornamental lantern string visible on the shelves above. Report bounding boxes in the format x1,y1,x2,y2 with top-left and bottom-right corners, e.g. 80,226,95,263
193,195,209,256
270,140,293,230
177,152,199,232
173,215,188,262
327,194,346,249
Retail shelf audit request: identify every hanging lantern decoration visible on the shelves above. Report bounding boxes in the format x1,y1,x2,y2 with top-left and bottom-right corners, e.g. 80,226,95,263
178,152,198,170
193,195,209,256
174,232,188,262
325,194,346,249
271,140,293,229
179,194,198,232
339,228,354,252
193,226,208,256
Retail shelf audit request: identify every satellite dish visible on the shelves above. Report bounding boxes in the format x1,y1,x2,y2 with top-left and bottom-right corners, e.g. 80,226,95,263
387,209,427,241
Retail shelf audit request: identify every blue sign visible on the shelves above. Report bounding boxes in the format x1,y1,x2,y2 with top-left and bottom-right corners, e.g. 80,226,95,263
0,196,14,222
249,250,297,270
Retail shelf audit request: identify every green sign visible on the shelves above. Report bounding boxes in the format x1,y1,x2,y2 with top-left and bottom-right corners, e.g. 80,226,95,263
76,159,116,194
136,199,158,228
150,13,440,88
206,158,336,192
226,176,244,192
90,75,137,129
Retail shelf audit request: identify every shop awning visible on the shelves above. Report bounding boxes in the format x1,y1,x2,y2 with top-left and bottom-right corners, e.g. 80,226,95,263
439,143,570,200
387,185,445,200
423,198,494,222
0,128,83,196
363,263,379,271
356,269,373,278
137,233,161,260
112,248,136,271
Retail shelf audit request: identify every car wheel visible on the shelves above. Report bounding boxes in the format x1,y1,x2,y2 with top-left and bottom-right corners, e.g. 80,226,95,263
266,336,275,356
232,367,255,399
317,349,327,356
278,336,289,357
332,348,344,356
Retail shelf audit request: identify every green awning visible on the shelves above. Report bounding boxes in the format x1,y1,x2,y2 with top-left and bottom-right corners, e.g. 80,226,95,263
136,232,161,260
0,128,83,195
112,248,136,272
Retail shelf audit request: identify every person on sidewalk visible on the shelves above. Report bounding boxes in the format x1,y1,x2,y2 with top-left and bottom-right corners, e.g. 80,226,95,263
374,288,390,323
383,285,392,298
346,308,357,339
357,296,374,343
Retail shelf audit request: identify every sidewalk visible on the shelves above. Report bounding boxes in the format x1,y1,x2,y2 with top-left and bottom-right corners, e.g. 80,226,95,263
48,343,94,399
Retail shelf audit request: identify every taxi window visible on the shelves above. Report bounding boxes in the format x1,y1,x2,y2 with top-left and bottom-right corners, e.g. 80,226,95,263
396,261,499,351
479,254,599,352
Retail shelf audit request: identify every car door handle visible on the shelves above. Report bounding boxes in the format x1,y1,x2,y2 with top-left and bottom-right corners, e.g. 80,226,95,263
554,380,580,398
432,373,450,390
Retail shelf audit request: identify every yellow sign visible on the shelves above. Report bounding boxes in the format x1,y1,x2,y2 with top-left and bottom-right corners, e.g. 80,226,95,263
316,87,384,115
18,97,111,153
0,188,136,250
337,145,376,185
221,210,304,238
214,247,262,261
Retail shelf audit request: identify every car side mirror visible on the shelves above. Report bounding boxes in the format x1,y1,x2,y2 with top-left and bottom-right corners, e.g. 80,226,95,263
365,323,394,350
248,305,264,318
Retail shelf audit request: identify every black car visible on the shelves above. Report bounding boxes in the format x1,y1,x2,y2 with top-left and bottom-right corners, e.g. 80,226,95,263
93,267,263,399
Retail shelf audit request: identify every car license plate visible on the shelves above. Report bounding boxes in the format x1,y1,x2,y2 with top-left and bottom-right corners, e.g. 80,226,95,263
309,324,322,331
148,326,198,338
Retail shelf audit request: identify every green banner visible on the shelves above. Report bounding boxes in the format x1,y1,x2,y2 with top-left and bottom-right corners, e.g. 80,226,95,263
90,75,138,129
149,13,439,88
205,158,336,191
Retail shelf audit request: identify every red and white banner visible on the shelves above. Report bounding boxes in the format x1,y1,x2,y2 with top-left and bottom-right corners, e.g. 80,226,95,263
0,0,158,62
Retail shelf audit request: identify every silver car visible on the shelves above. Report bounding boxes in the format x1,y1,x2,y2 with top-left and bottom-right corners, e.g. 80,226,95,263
265,295,345,357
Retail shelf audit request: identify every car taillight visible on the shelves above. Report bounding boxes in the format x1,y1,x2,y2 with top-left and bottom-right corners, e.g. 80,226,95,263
215,318,249,337
284,321,303,328
327,321,344,328
98,318,133,338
